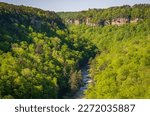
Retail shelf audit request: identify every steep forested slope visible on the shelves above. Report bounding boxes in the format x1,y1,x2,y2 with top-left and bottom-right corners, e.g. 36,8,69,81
0,2,96,99
0,2,150,99
60,4,150,98
69,19,150,98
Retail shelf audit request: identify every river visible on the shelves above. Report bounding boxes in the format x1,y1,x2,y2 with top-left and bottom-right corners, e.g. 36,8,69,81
73,65,92,99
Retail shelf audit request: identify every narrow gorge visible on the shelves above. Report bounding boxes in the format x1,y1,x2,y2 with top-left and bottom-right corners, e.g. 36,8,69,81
0,2,150,99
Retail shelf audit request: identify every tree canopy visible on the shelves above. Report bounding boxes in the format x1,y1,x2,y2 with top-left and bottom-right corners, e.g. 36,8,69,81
0,2,150,99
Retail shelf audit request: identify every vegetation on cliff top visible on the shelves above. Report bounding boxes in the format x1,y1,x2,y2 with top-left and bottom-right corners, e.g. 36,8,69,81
58,4,150,25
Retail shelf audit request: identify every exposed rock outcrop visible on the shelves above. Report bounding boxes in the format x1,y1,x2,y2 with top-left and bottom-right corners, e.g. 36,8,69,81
111,18,130,26
104,20,111,25
74,19,80,25
66,17,140,27
130,18,140,23
66,19,74,24
86,18,97,26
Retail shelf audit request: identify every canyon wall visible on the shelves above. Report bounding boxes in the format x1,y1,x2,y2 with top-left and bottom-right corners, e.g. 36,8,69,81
65,17,141,26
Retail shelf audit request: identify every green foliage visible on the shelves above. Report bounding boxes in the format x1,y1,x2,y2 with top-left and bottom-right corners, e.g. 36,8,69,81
0,2,96,98
0,2,65,52
0,2,150,99
82,19,150,98
69,70,82,93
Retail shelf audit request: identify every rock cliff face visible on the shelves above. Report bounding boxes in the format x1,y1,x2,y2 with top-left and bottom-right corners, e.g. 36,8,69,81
111,18,130,26
58,4,150,27
66,17,140,26
130,18,140,23
66,18,97,26
86,18,97,26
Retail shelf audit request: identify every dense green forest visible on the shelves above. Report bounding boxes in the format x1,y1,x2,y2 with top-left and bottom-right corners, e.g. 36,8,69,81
59,4,150,98
0,2,150,99
0,2,96,98
69,20,150,98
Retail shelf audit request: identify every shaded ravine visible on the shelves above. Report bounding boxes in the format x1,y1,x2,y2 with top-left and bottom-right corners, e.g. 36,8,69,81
73,65,92,99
